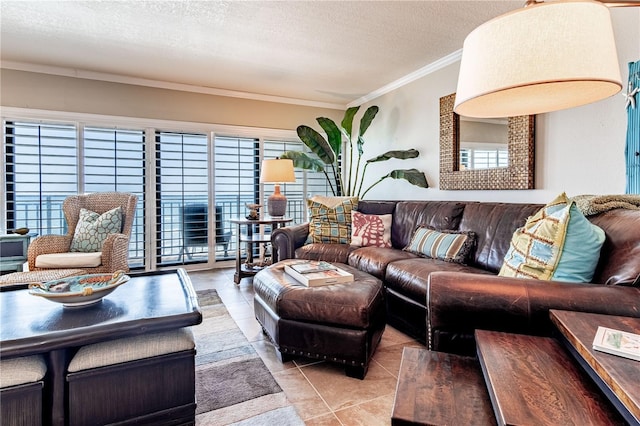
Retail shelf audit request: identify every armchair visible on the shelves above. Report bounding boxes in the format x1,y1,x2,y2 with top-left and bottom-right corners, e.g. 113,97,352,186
27,192,138,274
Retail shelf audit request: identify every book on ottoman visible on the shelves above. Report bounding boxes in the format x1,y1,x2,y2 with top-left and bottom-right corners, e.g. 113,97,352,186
284,261,354,287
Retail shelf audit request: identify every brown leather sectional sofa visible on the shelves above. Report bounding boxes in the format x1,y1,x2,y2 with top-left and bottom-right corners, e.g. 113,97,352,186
271,200,640,355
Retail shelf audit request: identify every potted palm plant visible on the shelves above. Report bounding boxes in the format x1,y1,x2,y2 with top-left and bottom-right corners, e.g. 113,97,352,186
282,105,428,198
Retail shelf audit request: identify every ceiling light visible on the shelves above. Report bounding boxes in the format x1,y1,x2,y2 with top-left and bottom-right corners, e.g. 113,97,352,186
454,0,638,118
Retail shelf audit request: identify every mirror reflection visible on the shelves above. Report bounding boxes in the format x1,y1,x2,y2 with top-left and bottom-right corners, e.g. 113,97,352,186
459,117,508,170
439,93,535,190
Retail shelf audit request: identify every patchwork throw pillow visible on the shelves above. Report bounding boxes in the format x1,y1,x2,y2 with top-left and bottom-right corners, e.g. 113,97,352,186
70,207,123,253
499,192,605,282
350,211,392,248
404,226,477,264
306,196,358,244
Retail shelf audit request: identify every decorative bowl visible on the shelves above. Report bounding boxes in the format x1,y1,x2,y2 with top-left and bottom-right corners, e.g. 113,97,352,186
28,271,130,307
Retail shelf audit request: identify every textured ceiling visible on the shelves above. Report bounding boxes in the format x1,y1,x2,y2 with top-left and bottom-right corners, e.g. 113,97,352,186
0,1,523,107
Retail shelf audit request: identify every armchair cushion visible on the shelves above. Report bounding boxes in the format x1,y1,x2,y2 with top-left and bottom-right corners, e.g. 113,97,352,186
36,252,102,268
70,207,123,252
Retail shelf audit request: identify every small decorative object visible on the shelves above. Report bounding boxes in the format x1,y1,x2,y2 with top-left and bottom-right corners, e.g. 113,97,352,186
9,227,29,235
260,158,295,216
245,203,261,220
28,270,130,307
623,81,639,110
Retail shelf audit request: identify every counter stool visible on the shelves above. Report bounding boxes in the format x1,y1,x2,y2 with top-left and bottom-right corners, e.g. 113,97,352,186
66,328,196,426
0,355,47,426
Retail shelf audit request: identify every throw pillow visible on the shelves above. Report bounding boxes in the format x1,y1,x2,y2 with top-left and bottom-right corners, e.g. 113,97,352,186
306,196,358,244
403,226,477,264
499,193,605,282
350,211,392,248
70,207,123,253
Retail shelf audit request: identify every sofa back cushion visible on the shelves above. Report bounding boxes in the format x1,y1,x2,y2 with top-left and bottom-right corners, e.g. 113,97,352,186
458,202,542,273
589,209,640,285
391,202,465,249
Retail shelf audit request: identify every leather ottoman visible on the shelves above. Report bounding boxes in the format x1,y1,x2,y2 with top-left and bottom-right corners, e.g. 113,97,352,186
253,260,386,379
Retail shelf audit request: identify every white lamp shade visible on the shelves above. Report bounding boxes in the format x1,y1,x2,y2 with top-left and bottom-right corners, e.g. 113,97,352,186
260,159,296,183
454,0,622,118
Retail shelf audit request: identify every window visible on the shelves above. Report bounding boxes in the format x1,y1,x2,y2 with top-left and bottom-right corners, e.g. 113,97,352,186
84,127,146,267
460,147,508,170
155,131,209,266
3,112,333,272
4,121,77,236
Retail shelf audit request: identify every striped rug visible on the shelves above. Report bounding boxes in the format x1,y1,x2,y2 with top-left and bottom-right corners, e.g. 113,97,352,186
192,289,304,426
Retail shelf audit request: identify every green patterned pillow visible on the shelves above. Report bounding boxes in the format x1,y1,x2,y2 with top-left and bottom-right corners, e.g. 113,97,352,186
404,226,477,264
306,197,358,244
70,207,123,253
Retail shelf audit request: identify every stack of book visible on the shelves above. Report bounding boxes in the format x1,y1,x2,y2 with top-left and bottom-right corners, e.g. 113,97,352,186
284,261,354,287
592,326,640,361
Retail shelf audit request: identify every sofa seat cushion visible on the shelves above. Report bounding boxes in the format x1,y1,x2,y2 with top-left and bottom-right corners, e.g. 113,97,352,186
385,258,491,304
348,247,417,279
35,252,102,268
0,355,47,388
295,243,355,264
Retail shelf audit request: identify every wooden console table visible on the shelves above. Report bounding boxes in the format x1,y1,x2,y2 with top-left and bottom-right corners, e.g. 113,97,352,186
231,216,291,284
550,309,640,424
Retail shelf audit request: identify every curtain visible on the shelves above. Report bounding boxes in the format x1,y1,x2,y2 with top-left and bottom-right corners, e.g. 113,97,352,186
626,60,640,194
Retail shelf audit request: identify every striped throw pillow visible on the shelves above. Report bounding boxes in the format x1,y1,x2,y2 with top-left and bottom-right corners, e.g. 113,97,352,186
404,226,477,264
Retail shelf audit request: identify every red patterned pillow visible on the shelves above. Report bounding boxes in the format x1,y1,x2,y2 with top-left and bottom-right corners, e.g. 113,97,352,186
350,211,392,248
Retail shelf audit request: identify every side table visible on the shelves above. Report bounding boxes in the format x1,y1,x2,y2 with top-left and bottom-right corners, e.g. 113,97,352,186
231,217,292,284
0,233,37,273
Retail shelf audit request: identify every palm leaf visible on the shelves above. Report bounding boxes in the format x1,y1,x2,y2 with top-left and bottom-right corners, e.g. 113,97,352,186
366,149,420,163
358,106,379,137
341,106,360,139
280,151,325,172
316,117,342,158
296,125,335,164
384,168,429,187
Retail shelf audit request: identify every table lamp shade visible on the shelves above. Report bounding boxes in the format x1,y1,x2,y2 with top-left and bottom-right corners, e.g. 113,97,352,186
260,158,295,217
454,0,622,118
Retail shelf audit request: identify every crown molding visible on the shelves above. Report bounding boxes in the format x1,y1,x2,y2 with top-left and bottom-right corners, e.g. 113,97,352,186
347,49,463,107
1,61,346,110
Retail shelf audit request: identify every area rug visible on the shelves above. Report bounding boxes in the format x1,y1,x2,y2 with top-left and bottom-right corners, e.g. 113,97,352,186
192,289,304,426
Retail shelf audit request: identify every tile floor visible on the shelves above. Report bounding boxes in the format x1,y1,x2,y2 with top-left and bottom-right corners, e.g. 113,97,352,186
188,267,424,426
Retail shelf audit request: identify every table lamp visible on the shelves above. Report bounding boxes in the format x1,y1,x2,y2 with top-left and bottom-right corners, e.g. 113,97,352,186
260,158,296,217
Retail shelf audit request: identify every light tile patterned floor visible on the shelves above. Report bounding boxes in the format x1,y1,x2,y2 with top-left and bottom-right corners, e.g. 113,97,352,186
188,268,423,426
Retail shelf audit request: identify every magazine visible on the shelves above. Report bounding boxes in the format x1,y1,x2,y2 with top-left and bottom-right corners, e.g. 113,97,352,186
288,260,338,274
284,263,353,287
592,326,640,362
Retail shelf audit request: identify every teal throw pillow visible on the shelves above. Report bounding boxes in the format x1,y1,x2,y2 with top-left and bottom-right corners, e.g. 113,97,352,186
552,202,605,282
70,207,123,253
404,226,477,264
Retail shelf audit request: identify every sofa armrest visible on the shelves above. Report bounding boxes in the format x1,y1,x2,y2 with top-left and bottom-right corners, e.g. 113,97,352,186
272,223,309,261
28,235,72,271
427,271,640,353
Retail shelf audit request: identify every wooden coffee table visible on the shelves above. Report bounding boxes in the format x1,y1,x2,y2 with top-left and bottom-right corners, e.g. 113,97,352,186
391,347,495,425
0,269,202,426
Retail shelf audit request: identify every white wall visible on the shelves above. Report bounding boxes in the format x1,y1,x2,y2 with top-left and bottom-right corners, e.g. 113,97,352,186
357,8,640,203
